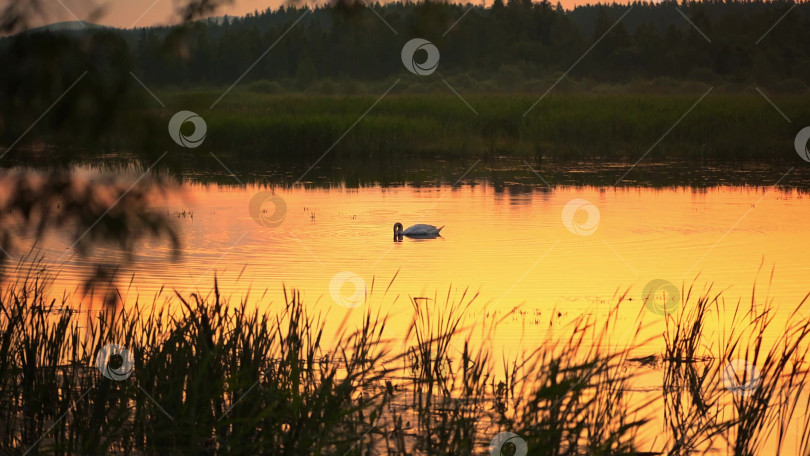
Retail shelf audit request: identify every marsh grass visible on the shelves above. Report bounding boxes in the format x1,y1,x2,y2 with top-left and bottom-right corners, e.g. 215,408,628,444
13,89,806,170
494,291,655,455
662,272,810,456
154,89,806,165
1,265,810,455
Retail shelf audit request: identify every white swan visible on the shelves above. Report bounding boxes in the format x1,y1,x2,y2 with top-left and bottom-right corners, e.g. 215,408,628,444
394,222,444,237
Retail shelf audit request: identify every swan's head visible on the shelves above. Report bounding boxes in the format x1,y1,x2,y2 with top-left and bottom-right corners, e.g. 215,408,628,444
393,222,403,235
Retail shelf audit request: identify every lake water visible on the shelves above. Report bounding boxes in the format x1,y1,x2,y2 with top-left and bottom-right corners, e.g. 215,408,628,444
22,179,810,353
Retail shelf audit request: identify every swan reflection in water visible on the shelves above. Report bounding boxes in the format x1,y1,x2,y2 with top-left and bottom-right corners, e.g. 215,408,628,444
393,222,443,242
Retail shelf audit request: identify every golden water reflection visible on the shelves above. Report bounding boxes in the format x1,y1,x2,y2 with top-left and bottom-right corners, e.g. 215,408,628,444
23,183,807,350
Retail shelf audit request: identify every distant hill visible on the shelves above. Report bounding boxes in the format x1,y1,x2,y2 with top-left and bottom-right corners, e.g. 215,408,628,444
20,15,230,36
29,20,107,33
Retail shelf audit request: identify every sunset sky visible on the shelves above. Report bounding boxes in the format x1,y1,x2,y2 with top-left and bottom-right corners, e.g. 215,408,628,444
30,0,590,29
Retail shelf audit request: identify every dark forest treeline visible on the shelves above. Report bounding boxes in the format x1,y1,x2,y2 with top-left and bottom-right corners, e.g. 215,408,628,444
2,0,810,88
121,0,810,86
2,0,810,171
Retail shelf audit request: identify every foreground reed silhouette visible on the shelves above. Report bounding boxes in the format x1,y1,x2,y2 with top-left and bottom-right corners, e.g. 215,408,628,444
1,265,809,455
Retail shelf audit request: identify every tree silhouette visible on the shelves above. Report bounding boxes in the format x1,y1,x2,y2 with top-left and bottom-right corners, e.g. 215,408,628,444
0,0,233,304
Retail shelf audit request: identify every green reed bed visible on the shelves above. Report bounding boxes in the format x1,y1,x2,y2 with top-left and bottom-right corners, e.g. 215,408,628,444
2,268,810,455
149,88,810,164
16,88,808,167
